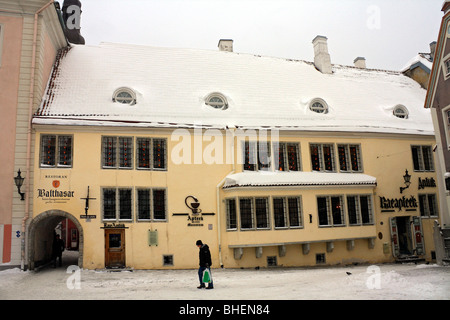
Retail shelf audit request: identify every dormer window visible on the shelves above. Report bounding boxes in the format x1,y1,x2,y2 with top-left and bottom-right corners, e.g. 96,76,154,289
309,98,328,114
393,105,408,119
206,93,228,110
113,87,136,105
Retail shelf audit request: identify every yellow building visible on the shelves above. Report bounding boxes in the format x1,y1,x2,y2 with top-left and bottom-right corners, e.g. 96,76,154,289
28,38,440,270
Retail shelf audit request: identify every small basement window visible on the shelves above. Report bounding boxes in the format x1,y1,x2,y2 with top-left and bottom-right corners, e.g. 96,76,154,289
309,98,328,114
206,93,228,110
393,105,408,119
163,255,173,266
267,256,277,267
113,87,137,105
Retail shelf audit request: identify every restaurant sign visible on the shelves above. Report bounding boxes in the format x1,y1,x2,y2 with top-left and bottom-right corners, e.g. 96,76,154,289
379,195,418,213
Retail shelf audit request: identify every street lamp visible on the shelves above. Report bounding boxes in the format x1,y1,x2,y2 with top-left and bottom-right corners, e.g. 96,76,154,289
14,169,25,201
400,169,411,194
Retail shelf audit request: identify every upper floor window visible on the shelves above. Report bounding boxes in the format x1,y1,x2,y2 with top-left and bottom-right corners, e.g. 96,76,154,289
102,136,167,170
40,135,73,168
102,136,133,169
243,141,271,171
113,87,136,105
411,145,434,172
445,59,450,77
275,143,301,172
338,144,362,172
310,143,335,172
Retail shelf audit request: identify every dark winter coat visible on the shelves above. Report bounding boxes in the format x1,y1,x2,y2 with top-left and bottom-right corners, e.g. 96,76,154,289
199,244,212,267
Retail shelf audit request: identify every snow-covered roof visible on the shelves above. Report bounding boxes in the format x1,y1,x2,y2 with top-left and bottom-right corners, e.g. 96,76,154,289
34,42,433,135
223,171,377,189
401,53,433,74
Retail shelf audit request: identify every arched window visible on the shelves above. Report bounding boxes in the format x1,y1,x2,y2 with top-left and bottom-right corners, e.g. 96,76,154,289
309,98,329,114
393,105,408,119
205,92,228,110
113,87,137,105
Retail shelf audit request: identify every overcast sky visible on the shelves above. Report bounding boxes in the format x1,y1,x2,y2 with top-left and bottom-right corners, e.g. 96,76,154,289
79,0,445,71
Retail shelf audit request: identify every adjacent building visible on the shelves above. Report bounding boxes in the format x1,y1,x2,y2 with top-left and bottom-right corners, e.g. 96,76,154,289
28,36,441,270
424,0,450,264
0,0,67,269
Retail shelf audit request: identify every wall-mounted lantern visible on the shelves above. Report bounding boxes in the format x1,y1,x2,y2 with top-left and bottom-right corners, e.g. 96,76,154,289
400,169,411,194
14,169,25,201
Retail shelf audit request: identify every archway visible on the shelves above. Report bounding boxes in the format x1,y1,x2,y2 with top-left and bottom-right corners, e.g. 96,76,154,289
27,210,83,270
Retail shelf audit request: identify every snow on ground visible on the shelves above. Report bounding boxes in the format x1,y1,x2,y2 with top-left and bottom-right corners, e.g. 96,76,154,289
0,251,449,300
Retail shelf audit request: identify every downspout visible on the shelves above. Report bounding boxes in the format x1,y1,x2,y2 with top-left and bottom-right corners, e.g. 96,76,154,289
21,0,55,271
216,127,236,268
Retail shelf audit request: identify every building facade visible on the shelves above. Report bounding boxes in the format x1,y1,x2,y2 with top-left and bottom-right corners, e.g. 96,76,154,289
27,36,442,270
0,0,67,269
425,0,450,264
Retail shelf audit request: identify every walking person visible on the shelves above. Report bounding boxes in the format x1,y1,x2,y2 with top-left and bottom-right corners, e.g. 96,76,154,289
196,240,214,289
52,233,65,267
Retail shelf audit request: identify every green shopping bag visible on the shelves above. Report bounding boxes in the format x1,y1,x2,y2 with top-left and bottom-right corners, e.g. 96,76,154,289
202,268,211,283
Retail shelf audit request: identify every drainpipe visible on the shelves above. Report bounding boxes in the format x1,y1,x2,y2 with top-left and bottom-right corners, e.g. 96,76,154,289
216,127,236,268
21,0,55,271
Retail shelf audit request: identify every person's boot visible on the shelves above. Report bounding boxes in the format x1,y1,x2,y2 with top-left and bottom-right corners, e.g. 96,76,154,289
197,284,205,289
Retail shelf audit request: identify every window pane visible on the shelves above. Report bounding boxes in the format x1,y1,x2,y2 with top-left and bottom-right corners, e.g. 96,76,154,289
310,144,321,171
153,189,166,220
137,138,151,169
137,189,151,220
41,135,56,166
119,137,133,168
287,144,299,171
273,198,286,228
411,146,421,171
427,194,437,217
347,196,358,225
276,143,286,171
153,139,166,170
419,194,427,217
239,198,253,229
58,136,72,167
317,197,329,226
226,199,237,230
258,142,270,171
331,196,343,225
360,196,372,224
338,145,348,171
119,189,132,220
323,145,334,171
103,189,116,219
255,198,269,229
243,141,256,171
288,197,301,227
349,146,360,171
422,146,433,171
103,137,116,168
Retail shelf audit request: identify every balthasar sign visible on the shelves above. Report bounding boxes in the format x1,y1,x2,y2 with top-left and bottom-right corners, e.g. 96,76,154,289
379,195,418,212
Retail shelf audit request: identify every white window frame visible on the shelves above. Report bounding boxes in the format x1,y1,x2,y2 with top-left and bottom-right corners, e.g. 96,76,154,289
393,105,409,119
39,134,74,168
205,92,228,110
274,142,301,172
346,195,374,226
411,145,435,172
102,187,133,222
310,143,336,172
418,193,439,218
337,144,363,173
317,195,345,227
309,98,329,114
113,87,137,105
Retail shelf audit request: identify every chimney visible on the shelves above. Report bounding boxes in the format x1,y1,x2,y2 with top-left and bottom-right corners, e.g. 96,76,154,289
62,0,85,45
218,39,233,52
354,57,366,69
312,36,332,74
430,41,437,61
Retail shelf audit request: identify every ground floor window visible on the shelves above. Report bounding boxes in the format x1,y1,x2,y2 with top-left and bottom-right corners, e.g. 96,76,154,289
317,196,344,227
347,195,373,225
239,197,269,230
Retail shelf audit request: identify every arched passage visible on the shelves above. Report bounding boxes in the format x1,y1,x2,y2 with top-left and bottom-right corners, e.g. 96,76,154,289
27,210,83,270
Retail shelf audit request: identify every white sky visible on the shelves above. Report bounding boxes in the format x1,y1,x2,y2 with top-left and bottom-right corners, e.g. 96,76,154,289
79,0,445,71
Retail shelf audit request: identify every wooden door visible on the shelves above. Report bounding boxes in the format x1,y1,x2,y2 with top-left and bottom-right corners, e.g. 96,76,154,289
105,229,125,268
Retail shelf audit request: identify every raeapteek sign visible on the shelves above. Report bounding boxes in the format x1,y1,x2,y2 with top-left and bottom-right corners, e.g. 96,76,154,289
172,196,214,227
379,195,418,212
